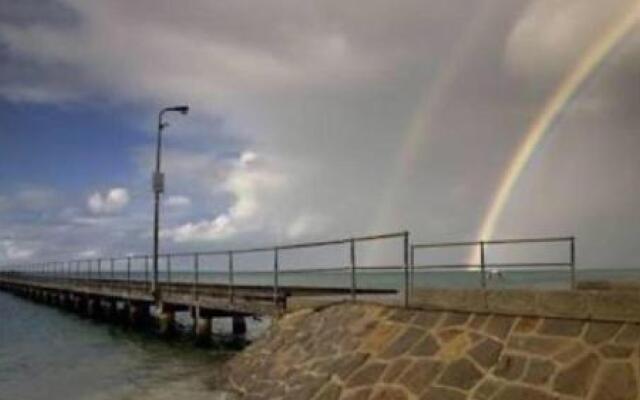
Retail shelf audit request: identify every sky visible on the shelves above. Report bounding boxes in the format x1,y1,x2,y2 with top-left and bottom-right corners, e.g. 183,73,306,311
1,0,640,269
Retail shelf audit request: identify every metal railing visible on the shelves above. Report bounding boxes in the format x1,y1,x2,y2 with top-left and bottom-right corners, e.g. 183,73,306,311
410,236,576,290
0,231,410,307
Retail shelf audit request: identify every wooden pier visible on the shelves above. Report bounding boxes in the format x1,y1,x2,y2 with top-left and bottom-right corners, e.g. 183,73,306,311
0,272,397,338
0,231,577,340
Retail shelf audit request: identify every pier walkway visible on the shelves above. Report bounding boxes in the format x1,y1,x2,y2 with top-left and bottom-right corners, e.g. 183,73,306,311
0,231,578,339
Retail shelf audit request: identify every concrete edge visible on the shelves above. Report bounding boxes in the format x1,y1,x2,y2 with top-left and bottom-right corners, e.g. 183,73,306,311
408,288,640,323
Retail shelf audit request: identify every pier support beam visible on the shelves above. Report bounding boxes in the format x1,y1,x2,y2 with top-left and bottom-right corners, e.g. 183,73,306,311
194,316,212,345
87,297,103,319
107,299,118,320
232,315,247,336
128,302,151,327
74,295,88,315
156,303,176,337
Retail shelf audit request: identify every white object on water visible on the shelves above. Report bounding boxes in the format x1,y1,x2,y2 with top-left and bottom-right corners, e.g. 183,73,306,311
487,268,504,280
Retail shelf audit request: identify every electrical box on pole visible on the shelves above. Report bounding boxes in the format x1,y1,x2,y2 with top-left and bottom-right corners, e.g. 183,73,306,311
152,172,165,194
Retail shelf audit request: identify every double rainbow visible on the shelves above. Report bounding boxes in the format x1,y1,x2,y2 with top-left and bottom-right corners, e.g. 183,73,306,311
476,2,640,244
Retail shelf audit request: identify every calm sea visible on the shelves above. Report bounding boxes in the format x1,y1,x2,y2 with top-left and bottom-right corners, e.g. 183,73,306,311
0,290,247,400
1,268,639,399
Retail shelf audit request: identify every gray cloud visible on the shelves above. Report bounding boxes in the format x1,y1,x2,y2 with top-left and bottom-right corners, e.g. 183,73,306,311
2,0,640,269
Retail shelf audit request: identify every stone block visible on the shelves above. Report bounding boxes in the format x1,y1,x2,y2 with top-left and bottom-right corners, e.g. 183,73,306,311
584,321,622,345
438,358,483,390
346,362,386,388
410,311,443,329
507,335,566,356
493,353,527,380
412,288,488,313
538,318,584,337
553,353,600,397
313,382,342,400
591,291,640,322
420,387,466,400
379,327,426,359
523,359,555,385
614,323,640,345
486,290,537,316
493,385,557,400
381,358,411,383
592,362,638,400
409,334,440,357
369,386,408,400
473,379,502,400
536,290,589,319
468,337,503,369
484,315,515,340
333,352,369,381
398,359,442,395
599,345,634,359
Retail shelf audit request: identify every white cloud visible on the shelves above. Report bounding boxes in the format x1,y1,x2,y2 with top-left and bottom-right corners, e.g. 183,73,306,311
504,0,631,82
165,195,191,208
239,150,258,166
1,240,35,260
164,152,285,242
87,188,130,215
286,214,328,239
0,187,59,214
77,249,99,258
168,214,234,242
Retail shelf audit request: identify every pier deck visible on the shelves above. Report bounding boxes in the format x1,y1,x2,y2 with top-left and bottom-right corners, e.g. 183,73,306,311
0,273,397,316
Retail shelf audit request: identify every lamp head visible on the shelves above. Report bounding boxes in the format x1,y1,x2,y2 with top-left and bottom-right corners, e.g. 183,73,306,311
168,105,189,115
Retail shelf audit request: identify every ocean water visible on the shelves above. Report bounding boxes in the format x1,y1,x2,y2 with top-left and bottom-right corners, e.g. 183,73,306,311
0,290,241,400
103,266,640,291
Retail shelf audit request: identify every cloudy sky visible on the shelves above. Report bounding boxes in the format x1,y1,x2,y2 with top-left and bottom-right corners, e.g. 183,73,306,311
1,0,640,269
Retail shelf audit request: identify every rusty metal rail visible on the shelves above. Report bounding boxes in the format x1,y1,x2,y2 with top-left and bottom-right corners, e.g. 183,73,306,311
410,236,576,291
0,231,409,308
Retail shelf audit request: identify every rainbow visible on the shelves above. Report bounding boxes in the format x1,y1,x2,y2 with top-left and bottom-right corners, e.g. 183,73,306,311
370,0,496,233
475,2,640,247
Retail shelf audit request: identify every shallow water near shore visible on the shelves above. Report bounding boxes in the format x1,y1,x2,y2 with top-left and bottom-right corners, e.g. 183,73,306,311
0,291,240,400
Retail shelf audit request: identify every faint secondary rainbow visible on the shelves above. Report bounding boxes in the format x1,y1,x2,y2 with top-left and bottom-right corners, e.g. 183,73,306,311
369,0,496,234
475,2,640,247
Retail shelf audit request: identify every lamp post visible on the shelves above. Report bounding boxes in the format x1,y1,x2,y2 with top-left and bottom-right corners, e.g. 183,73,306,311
152,105,189,300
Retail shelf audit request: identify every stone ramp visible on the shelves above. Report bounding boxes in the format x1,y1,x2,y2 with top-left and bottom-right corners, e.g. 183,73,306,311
226,302,640,399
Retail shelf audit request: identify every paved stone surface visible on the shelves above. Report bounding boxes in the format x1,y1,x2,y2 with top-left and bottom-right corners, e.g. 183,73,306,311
225,302,640,399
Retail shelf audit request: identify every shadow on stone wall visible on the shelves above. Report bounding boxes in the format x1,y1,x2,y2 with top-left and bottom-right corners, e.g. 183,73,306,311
225,301,639,399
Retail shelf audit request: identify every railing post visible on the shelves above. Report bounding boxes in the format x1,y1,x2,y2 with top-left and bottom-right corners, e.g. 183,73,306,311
273,247,279,305
410,245,415,296
193,253,199,303
570,237,576,289
110,258,115,290
350,238,356,301
480,241,486,289
228,251,234,303
88,259,92,280
97,259,102,280
403,231,409,308
145,255,149,291
166,255,171,284
126,257,131,296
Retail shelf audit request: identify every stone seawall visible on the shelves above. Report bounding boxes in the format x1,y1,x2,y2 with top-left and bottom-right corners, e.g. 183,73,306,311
226,295,640,399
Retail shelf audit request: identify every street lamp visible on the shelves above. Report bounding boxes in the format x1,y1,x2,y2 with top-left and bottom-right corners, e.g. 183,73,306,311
152,105,189,299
